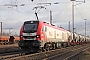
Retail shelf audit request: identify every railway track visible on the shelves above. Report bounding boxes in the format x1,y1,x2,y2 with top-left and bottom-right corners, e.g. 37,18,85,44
43,44,90,60
0,43,19,52
63,47,90,60
0,44,89,60
0,43,22,56
0,47,20,53
0,50,31,60
0,45,34,57
0,49,26,56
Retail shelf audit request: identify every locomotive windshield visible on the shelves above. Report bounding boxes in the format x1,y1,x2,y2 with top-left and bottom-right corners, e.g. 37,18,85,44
23,21,39,33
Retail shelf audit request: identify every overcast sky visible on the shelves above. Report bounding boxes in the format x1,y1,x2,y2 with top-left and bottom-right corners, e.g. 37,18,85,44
0,0,90,36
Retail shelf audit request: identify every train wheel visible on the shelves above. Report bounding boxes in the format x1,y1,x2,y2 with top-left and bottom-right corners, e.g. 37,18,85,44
56,42,62,48
41,47,45,52
44,44,50,51
38,47,44,52
63,43,67,48
52,43,56,50
46,45,50,51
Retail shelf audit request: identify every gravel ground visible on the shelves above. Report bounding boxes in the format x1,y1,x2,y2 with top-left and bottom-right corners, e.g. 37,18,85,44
81,48,90,60
0,43,18,48
0,43,20,53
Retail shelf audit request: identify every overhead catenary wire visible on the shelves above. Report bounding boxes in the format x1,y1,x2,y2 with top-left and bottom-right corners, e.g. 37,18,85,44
76,3,87,19
0,6,31,19
0,0,70,22
38,2,71,27
0,0,85,23
75,5,84,20
0,0,35,19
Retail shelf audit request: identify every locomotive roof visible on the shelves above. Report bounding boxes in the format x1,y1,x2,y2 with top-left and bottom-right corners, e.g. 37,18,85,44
24,20,68,32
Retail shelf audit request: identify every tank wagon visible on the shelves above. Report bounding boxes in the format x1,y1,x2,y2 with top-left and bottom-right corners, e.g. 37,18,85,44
0,35,19,45
18,20,90,52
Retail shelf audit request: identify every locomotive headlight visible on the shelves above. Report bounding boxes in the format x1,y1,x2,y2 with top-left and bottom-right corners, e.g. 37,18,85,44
36,35,40,38
20,35,23,38
37,36,39,38
20,35,24,40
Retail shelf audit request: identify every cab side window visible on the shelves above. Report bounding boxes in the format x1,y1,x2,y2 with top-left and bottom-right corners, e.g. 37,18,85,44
42,26,44,31
45,26,47,32
42,26,47,32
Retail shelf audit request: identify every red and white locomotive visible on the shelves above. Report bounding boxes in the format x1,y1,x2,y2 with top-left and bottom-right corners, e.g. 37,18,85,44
18,20,89,52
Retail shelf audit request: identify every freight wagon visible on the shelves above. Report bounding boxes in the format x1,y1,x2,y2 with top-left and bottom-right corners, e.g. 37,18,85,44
0,35,19,45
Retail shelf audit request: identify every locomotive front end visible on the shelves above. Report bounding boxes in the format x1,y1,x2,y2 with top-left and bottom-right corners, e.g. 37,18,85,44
18,21,41,52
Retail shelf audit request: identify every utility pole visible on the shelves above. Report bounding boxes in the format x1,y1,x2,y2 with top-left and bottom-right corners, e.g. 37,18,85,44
0,22,2,35
50,10,52,25
69,21,70,32
70,0,85,41
72,1,74,41
84,19,87,41
71,0,75,41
